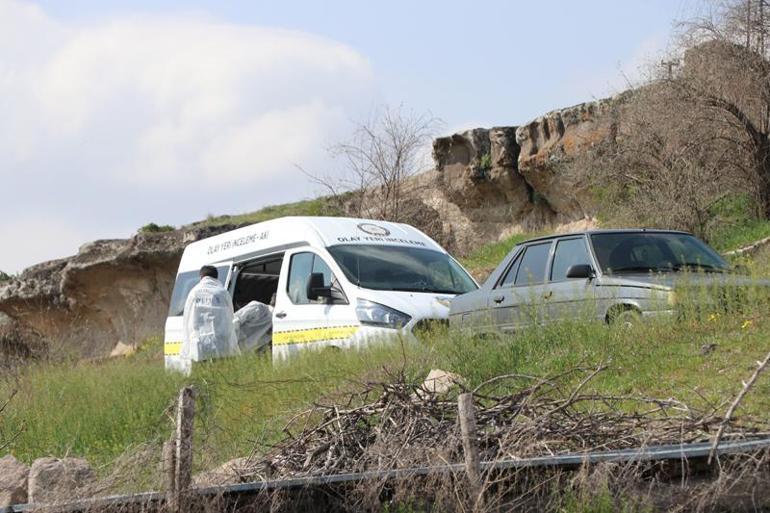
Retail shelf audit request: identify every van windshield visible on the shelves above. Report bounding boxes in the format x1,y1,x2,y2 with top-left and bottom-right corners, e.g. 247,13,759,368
328,245,477,294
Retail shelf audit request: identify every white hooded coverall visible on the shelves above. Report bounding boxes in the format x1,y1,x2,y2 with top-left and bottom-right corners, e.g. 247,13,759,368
181,276,240,368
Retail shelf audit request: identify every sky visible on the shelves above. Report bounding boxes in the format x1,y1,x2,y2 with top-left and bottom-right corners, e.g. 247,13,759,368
0,0,703,273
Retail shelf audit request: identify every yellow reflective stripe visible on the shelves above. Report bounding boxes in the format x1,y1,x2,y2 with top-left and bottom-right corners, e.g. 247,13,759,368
164,341,183,356
272,325,359,345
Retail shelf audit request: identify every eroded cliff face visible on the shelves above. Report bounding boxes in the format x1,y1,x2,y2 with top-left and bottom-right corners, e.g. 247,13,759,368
411,95,625,255
0,224,241,360
0,95,624,361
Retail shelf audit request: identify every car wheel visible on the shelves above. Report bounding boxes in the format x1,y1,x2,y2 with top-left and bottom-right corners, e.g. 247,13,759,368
611,308,642,329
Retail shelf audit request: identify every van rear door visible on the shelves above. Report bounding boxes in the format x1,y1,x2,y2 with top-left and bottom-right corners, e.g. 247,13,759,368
164,262,232,365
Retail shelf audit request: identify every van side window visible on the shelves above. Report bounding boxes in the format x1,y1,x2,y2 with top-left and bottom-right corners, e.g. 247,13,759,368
550,238,591,281
514,242,551,286
287,252,336,305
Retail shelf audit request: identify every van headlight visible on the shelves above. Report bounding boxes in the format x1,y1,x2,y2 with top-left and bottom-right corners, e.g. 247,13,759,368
356,299,412,329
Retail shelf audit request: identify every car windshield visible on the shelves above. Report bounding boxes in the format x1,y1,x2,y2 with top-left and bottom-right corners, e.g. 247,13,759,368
590,232,729,274
327,245,478,294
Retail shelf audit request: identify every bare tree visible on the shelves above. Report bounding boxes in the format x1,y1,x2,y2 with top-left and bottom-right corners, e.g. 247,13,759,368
304,106,442,223
575,0,770,237
572,81,743,238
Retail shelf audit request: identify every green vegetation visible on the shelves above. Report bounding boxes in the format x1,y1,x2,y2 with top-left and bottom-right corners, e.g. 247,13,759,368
197,196,344,228
460,232,532,279
139,222,175,234
3,279,770,489
473,153,492,179
0,271,11,282
4,209,770,497
705,194,770,251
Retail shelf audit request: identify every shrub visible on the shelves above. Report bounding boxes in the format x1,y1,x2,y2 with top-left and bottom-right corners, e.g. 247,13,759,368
138,222,175,234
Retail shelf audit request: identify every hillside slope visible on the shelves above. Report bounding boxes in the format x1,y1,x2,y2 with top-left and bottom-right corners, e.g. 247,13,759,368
0,94,630,361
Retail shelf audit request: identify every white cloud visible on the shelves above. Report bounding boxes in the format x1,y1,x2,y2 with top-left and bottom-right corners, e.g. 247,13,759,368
0,3,373,184
571,33,669,100
0,217,90,275
0,1,376,272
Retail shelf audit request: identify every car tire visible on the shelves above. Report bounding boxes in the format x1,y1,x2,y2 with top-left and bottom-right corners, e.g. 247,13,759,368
611,308,642,329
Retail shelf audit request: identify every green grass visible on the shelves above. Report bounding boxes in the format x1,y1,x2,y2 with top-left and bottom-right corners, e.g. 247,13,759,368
460,233,532,280
194,196,344,228
710,218,770,252
701,193,770,251
4,292,770,490
4,227,770,494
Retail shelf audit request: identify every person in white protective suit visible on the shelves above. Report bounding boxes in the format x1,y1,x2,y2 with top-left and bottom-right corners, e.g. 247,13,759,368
181,266,240,373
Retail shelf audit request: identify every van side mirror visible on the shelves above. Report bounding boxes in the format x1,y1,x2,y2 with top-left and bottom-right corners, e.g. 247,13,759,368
306,272,332,301
566,264,595,279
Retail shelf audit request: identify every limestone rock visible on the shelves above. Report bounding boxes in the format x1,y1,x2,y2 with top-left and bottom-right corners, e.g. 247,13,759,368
193,457,271,487
0,455,29,507
429,126,555,254
516,96,627,216
422,369,465,395
27,457,95,505
0,223,244,361
109,341,135,358
0,314,46,363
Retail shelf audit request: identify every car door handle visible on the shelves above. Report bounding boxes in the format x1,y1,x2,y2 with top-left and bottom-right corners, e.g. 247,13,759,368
275,311,287,319
493,295,505,304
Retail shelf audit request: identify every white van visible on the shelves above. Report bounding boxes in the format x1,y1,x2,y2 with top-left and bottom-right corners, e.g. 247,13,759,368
164,216,478,371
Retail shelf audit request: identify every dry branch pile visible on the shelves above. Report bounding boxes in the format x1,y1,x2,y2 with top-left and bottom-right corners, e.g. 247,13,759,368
256,367,770,479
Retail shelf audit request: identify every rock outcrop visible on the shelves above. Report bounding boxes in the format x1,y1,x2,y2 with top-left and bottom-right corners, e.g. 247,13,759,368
27,457,95,505
192,457,271,487
0,455,28,507
409,96,623,255
0,224,245,360
28,458,96,504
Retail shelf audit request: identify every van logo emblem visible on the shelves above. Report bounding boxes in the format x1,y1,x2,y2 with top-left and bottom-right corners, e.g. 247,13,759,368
357,223,391,236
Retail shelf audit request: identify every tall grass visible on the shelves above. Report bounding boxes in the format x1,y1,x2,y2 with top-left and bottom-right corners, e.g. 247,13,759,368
196,197,343,228
460,233,532,280
2,262,770,492
4,308,770,478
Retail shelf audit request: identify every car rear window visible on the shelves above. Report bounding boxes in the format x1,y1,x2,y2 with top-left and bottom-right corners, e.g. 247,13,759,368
514,242,551,286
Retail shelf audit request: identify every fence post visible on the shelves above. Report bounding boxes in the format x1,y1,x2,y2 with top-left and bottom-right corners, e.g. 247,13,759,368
173,386,196,513
163,438,177,511
458,392,483,508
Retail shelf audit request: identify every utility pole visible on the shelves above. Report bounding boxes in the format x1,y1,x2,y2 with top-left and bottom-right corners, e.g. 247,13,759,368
759,0,767,57
747,0,753,50
661,59,680,80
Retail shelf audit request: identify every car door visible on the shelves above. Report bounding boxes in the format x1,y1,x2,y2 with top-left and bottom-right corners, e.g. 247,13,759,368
543,236,599,322
272,250,352,357
488,241,553,332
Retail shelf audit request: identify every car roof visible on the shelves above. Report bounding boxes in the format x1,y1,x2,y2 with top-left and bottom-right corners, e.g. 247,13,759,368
514,229,693,246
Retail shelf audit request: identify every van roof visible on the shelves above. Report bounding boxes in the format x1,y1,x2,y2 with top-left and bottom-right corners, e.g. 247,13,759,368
178,216,444,272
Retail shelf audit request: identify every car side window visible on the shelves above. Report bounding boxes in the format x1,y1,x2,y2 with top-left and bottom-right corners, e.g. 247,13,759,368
287,252,336,305
514,243,552,286
498,252,522,288
550,238,592,281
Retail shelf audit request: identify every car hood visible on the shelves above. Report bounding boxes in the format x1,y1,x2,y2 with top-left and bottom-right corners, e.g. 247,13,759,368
355,289,454,321
598,272,770,290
